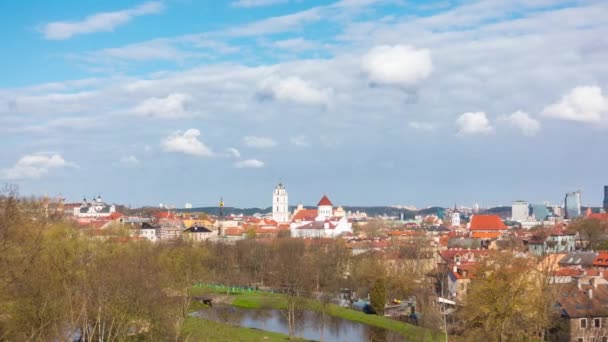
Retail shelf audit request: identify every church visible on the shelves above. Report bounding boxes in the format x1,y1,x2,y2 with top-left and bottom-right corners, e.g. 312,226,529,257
271,183,352,238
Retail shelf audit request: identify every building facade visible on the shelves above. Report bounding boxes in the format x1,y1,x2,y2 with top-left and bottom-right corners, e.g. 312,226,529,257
603,185,608,212
512,200,529,222
565,191,582,219
272,183,289,223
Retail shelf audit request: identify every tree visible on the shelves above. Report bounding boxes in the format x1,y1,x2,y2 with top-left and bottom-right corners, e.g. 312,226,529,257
270,238,313,338
370,278,386,315
568,218,608,250
457,251,539,342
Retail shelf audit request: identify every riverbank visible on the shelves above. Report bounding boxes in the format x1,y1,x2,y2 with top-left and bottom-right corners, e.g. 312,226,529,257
191,285,441,342
182,316,306,341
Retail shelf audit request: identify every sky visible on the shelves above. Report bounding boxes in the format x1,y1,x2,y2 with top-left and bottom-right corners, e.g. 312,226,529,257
1,0,607,209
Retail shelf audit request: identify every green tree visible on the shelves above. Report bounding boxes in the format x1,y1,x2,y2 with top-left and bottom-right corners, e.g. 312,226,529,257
370,278,386,315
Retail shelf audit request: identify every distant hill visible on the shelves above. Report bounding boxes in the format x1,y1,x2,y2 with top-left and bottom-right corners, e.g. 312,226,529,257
174,205,446,219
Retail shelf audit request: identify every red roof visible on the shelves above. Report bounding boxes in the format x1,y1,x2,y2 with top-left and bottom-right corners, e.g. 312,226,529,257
317,195,333,206
469,215,507,231
292,209,317,221
594,252,608,267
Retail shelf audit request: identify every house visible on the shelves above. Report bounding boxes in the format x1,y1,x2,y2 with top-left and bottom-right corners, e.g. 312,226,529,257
139,222,158,242
594,252,608,269
468,214,508,240
184,225,216,242
559,252,599,270
528,226,576,256
290,195,353,238
551,276,608,342
73,195,117,219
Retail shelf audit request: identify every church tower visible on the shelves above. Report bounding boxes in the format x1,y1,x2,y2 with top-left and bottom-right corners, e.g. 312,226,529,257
272,183,289,223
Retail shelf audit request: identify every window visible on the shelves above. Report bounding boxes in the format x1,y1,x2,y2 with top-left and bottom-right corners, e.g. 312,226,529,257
581,318,587,329
595,318,601,328
577,338,583,342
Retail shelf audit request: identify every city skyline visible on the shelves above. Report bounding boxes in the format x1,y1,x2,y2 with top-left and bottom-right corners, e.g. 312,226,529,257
1,0,608,207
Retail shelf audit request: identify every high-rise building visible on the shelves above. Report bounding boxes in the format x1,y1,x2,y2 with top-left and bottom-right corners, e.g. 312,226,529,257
603,185,608,212
511,200,529,222
272,183,289,223
564,191,582,219
531,204,550,221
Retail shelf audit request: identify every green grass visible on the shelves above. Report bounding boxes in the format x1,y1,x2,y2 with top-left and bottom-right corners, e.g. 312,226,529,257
182,316,306,342
226,292,439,341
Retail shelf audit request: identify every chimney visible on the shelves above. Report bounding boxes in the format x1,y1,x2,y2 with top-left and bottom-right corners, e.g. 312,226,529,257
588,288,593,300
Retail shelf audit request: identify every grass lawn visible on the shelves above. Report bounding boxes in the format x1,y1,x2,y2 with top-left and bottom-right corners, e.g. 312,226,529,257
182,316,307,342
190,285,444,341
228,292,441,341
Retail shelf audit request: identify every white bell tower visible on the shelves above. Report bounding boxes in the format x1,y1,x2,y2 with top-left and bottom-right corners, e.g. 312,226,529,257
272,183,289,223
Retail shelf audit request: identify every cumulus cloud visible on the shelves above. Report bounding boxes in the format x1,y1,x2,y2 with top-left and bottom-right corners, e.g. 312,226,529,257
132,93,192,119
41,1,164,40
409,121,435,131
232,0,289,8
234,159,265,168
456,112,494,136
226,147,241,158
161,129,213,156
541,86,608,124
258,76,331,106
118,155,141,168
362,45,432,86
243,136,278,148
0,153,75,180
500,110,540,136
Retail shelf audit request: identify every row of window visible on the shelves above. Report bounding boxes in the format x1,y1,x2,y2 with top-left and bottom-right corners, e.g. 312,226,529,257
581,317,603,329
577,337,608,342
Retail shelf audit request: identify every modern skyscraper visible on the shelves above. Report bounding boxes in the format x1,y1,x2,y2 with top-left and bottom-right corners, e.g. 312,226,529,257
603,185,608,212
531,204,550,221
564,191,582,219
511,200,529,222
272,183,289,223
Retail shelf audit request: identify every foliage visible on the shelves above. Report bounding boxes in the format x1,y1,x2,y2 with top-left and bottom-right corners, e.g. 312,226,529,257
370,278,386,315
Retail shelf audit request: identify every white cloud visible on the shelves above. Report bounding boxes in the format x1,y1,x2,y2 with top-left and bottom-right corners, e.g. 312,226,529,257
258,76,331,105
541,86,608,124
273,38,320,51
409,121,435,131
226,147,241,158
456,112,494,136
226,7,322,36
500,110,540,136
243,136,278,149
119,155,141,168
234,159,265,168
232,0,289,8
0,153,75,180
290,135,310,147
132,93,192,119
362,45,433,86
41,1,164,40
161,129,213,156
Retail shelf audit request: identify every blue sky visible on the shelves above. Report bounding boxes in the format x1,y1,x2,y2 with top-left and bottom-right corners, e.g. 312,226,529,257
1,0,607,209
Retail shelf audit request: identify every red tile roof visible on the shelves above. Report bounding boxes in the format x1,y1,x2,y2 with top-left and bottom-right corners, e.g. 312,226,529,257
317,195,333,206
292,209,317,221
471,231,502,239
469,215,507,231
594,252,608,267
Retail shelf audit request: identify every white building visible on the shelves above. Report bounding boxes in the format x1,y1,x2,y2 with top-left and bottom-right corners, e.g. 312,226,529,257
73,195,116,219
139,223,158,242
512,200,529,222
272,183,289,223
451,212,461,228
290,195,353,238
